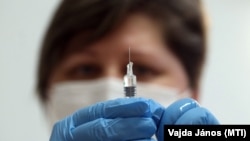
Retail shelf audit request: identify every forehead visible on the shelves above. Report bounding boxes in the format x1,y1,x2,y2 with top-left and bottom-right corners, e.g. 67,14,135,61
66,13,164,54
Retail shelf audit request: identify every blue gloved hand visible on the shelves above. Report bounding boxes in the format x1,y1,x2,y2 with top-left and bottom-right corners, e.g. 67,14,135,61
49,97,164,141
156,98,220,141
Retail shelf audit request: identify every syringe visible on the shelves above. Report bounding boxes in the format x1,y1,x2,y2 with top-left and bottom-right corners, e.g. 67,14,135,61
123,48,136,97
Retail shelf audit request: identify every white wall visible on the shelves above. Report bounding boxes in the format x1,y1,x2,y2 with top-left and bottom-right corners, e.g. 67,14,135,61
201,0,250,124
0,0,59,140
0,0,249,140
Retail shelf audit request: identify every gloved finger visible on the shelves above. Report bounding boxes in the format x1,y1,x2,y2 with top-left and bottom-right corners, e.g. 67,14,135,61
73,97,164,127
156,98,200,140
72,117,156,141
175,107,219,124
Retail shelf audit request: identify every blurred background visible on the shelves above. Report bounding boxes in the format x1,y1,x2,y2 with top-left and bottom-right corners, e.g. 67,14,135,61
0,0,250,140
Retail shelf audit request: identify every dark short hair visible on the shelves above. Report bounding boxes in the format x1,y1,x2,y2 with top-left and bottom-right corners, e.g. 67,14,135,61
37,0,207,102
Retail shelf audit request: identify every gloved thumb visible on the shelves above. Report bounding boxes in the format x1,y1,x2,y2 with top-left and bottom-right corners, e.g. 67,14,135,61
156,98,219,141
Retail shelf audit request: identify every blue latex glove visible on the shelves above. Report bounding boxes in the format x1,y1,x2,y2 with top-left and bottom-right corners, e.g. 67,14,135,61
156,98,220,141
49,97,164,141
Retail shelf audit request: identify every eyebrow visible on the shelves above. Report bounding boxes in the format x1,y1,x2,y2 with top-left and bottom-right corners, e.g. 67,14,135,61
78,48,99,57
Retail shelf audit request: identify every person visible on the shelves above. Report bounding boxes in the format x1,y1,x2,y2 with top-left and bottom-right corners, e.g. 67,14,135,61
36,0,219,140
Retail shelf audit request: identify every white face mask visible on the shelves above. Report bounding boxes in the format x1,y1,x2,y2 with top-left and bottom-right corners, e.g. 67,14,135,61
45,77,191,128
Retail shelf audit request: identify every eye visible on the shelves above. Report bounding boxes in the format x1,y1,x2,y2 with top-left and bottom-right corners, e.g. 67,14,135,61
133,64,160,81
67,64,101,80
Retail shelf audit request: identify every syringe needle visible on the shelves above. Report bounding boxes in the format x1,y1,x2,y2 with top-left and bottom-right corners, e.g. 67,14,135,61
129,47,131,63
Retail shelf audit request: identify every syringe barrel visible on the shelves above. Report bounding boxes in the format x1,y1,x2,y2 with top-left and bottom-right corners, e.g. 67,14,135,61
123,61,136,97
